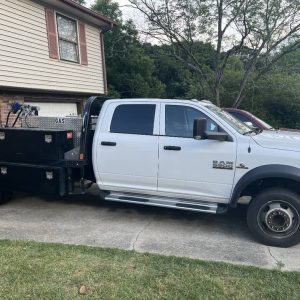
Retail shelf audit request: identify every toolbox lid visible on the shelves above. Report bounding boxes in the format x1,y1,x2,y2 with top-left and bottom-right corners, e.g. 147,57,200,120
0,128,72,132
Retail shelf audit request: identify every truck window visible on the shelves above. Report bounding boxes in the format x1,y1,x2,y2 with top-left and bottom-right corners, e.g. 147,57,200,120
165,105,219,138
110,104,156,135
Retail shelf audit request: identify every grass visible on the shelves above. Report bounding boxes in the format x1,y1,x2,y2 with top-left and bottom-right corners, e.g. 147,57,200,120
0,240,298,299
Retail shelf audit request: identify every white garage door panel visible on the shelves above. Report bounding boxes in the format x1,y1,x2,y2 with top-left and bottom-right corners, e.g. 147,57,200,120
25,102,78,117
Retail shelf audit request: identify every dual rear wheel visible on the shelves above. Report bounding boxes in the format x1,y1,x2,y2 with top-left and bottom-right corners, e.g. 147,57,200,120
247,188,300,247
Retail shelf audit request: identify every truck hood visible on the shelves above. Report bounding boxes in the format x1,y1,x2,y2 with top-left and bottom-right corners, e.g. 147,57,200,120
252,130,300,152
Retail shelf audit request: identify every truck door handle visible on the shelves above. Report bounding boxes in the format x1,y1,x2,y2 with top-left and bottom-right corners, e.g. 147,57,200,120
101,141,117,146
164,146,181,151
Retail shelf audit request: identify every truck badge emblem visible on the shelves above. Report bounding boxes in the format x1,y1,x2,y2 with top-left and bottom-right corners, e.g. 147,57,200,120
236,163,249,169
45,135,52,144
0,132,5,141
1,167,7,175
46,172,53,180
213,161,233,170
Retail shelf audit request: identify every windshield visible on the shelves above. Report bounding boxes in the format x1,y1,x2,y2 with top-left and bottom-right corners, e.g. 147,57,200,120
206,105,253,135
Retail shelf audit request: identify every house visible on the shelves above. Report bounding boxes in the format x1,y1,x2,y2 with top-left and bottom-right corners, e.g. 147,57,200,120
0,0,116,123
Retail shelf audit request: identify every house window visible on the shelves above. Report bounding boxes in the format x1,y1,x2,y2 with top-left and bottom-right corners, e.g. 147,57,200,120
56,14,79,63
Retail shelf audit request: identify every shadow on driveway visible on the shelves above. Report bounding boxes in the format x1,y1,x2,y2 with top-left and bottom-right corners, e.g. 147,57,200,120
0,186,298,272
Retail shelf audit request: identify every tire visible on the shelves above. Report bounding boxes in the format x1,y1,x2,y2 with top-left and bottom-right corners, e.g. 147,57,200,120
247,188,300,247
0,191,13,205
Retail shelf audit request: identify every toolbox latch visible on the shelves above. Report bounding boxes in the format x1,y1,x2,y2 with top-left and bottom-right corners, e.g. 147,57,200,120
1,167,7,175
44,134,53,144
46,171,54,180
0,132,5,141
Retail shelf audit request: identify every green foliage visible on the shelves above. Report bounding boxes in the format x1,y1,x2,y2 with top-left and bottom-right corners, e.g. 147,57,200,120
272,48,300,76
219,57,245,107
90,0,300,128
92,0,121,20
144,43,213,100
242,73,300,129
91,0,166,98
72,0,86,5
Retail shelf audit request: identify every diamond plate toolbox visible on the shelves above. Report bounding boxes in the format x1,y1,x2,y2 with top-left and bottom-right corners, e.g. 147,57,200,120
22,116,83,148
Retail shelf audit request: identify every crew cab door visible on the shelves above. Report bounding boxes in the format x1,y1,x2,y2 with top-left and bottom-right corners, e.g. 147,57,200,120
94,101,160,192
158,103,237,203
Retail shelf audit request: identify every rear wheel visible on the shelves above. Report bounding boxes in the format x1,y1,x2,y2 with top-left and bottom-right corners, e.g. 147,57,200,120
247,188,300,247
0,191,13,205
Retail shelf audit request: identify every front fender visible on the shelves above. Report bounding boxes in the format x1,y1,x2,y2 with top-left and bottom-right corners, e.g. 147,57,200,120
230,164,300,207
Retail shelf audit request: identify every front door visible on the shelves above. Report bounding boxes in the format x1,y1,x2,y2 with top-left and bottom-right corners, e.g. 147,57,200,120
158,103,237,203
94,101,160,192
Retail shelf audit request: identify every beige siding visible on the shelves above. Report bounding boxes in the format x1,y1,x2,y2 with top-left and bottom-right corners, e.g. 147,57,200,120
0,0,105,94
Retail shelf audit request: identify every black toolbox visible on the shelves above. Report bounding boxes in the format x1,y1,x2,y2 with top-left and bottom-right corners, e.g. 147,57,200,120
0,128,74,164
0,162,67,196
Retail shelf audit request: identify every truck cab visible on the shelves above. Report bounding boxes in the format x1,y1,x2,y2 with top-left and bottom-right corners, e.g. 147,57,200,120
93,99,239,204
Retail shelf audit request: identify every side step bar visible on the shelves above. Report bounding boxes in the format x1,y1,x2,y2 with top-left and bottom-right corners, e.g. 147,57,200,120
104,192,227,214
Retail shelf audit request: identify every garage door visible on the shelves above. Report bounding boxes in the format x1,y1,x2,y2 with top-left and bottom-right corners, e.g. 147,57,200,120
25,102,78,117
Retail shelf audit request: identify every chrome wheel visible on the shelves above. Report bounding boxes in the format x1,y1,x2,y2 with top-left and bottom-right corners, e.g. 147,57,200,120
258,200,300,238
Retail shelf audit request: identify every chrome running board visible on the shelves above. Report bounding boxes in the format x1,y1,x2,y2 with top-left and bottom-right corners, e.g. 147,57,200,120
104,192,227,214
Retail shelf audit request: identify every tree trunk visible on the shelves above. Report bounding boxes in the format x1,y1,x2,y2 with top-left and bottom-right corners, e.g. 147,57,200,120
234,74,251,108
233,65,254,107
213,86,221,107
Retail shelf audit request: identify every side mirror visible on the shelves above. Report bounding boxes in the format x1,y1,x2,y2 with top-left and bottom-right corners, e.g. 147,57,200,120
193,118,230,142
193,118,207,140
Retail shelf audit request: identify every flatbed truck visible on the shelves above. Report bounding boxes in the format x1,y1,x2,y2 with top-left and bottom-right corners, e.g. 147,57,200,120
0,96,300,248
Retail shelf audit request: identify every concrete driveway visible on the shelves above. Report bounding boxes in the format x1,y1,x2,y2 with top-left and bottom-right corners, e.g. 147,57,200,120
0,186,299,272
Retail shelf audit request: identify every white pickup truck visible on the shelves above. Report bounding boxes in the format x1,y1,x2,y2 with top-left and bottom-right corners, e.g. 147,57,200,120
0,97,300,247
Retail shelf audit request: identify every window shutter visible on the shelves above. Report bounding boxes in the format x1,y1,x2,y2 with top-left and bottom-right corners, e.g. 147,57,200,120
100,33,108,95
78,22,88,65
45,9,59,59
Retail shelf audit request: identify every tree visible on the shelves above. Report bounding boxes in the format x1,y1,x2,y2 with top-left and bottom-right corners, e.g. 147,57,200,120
239,45,300,128
88,0,300,129
128,0,300,107
91,0,165,98
73,0,86,5
144,42,214,99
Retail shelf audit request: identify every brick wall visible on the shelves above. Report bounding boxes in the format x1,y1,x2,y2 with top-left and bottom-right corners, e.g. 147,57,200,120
0,95,24,127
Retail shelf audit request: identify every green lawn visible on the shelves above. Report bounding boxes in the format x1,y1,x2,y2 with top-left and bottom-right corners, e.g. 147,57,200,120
0,240,298,299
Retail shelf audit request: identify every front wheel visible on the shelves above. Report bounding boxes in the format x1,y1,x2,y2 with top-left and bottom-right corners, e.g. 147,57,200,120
247,188,300,247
